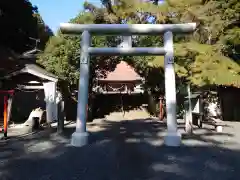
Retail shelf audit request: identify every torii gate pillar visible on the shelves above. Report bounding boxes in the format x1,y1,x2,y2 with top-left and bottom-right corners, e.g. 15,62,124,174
60,23,196,147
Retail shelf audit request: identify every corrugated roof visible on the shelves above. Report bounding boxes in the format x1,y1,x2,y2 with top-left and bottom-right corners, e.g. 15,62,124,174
3,64,58,82
98,61,142,81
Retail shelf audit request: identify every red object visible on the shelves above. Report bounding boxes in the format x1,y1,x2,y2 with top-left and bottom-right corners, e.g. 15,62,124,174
3,96,8,137
0,90,14,94
0,90,14,137
159,97,165,121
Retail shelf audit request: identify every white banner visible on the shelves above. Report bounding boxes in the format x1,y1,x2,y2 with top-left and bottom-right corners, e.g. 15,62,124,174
43,82,57,122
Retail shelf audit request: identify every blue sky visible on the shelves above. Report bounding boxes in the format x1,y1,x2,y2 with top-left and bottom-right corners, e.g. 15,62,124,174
30,0,100,33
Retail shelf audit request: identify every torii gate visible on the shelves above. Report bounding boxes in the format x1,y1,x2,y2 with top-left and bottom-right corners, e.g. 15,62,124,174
60,23,196,147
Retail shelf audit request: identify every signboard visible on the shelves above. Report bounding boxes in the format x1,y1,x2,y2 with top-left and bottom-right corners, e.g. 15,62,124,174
166,56,174,64
80,55,88,64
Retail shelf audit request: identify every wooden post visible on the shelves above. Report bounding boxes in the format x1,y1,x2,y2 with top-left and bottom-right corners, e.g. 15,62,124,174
57,100,65,134
159,96,165,121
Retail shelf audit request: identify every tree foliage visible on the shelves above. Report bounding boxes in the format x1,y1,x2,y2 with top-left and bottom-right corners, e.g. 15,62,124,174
39,0,240,93
0,0,53,53
39,10,121,91
149,0,240,87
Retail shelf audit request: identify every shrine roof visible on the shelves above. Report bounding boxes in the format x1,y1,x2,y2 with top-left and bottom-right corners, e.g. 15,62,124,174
98,61,142,82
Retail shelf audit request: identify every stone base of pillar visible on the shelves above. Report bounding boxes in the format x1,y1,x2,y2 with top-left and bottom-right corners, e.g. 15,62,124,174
71,131,89,147
164,132,181,147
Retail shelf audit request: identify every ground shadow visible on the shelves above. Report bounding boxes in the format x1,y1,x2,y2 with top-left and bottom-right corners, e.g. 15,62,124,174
91,94,149,120
0,118,239,180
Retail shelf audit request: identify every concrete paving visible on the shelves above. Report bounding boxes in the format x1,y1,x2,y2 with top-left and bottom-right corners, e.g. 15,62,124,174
0,116,240,180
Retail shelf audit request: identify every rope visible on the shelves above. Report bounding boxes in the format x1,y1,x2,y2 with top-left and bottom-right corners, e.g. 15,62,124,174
107,84,125,92
106,84,126,116
15,87,42,93
120,93,125,117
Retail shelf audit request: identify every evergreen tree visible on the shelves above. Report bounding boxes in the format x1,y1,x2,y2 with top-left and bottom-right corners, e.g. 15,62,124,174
39,0,240,91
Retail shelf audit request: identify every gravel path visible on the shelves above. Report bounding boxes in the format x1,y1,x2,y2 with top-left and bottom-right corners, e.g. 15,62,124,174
1,116,240,180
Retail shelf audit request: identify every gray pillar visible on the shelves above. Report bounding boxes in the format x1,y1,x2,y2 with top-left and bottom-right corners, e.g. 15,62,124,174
71,31,91,147
185,84,193,133
57,100,65,134
163,31,181,146
123,36,132,47
118,36,132,48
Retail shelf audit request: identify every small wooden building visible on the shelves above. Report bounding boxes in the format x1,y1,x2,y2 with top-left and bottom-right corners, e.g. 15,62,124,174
0,46,59,125
93,61,144,94
91,61,145,118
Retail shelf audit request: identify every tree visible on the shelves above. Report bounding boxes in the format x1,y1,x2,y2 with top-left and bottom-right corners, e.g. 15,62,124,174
38,0,240,118
0,0,53,53
38,9,121,119
39,11,120,88
98,0,240,88
33,13,54,50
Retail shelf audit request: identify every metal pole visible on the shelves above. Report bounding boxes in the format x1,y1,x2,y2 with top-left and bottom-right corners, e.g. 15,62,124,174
71,30,91,147
163,31,181,146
